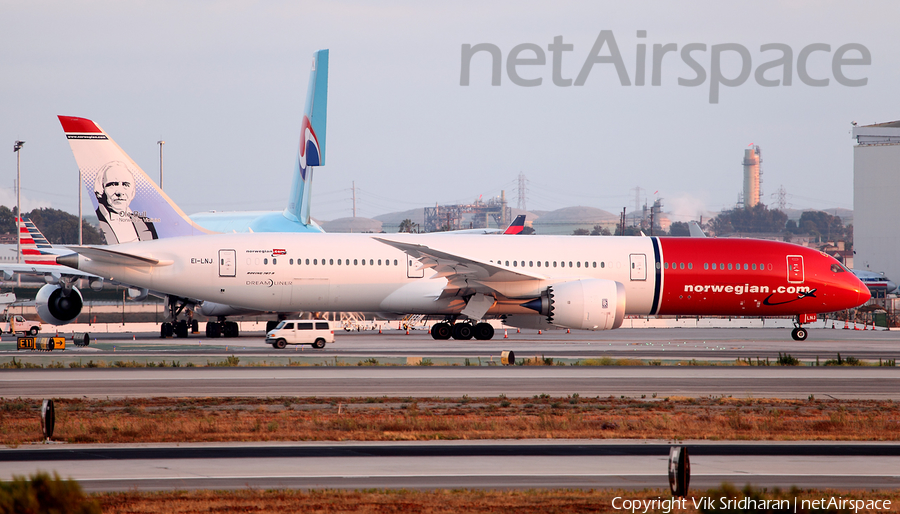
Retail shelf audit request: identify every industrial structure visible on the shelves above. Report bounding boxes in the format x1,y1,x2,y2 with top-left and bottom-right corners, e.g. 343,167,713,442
853,121,900,290
742,145,762,208
422,191,510,232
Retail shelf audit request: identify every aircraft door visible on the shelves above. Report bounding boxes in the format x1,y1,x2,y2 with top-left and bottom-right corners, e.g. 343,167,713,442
218,249,236,277
787,255,804,283
406,253,424,279
629,254,647,281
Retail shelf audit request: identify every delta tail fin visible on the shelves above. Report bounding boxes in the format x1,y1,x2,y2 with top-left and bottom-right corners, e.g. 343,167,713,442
285,49,328,226
58,116,212,244
503,215,527,235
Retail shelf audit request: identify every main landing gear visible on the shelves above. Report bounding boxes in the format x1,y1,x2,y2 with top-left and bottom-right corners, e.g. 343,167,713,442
206,318,240,338
159,297,198,338
430,321,495,340
790,327,808,341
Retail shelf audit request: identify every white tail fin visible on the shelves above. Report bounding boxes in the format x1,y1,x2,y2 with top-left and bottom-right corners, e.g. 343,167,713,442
58,116,212,245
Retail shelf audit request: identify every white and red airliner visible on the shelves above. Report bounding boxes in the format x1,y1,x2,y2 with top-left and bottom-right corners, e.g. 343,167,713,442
57,231,869,342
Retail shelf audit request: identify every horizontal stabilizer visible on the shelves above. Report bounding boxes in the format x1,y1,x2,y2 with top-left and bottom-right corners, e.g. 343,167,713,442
59,246,172,268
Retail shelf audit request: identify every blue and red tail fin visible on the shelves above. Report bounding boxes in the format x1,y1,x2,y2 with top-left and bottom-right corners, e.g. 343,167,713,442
503,215,527,235
285,49,328,226
58,116,212,244
17,217,56,265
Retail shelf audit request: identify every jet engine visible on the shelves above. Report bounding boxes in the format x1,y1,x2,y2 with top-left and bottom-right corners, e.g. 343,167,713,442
35,284,84,325
522,279,625,330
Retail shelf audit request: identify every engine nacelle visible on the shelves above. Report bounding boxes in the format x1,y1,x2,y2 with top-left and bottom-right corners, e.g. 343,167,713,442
524,279,625,330
197,301,258,318
35,284,84,325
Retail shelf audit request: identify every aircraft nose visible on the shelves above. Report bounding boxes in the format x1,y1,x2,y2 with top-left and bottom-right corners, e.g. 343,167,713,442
856,278,872,306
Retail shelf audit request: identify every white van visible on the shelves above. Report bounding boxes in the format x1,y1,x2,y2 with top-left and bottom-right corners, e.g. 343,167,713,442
266,320,334,349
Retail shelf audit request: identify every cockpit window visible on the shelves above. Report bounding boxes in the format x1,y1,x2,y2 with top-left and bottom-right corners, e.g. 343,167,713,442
831,263,846,273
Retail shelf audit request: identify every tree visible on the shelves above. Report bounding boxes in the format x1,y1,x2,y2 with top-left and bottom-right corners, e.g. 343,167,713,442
398,219,415,233
572,228,590,236
668,221,690,236
711,204,786,235
590,224,611,236
27,208,104,244
788,210,845,242
0,205,15,234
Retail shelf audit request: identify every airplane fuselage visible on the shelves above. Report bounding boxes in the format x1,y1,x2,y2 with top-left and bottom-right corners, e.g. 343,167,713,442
60,233,870,323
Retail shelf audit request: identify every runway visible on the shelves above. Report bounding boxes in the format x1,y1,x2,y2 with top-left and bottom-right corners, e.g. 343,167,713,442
2,328,898,364
3,441,898,492
2,366,899,399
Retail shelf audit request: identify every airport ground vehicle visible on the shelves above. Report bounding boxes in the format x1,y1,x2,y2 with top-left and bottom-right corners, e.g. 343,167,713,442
266,320,334,349
3,314,41,336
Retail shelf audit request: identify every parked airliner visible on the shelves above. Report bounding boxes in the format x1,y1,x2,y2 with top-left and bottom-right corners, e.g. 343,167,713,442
57,232,870,341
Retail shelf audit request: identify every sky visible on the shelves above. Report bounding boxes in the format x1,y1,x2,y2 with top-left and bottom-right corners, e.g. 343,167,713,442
2,1,898,224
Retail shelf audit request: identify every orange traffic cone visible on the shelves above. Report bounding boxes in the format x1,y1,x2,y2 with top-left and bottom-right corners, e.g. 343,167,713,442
854,323,860,330
843,320,849,329
538,329,542,335
406,328,410,335
517,328,521,333
378,326,382,334
504,330,508,339
566,328,570,334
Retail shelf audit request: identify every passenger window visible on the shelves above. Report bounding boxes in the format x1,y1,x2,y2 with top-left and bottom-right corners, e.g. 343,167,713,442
601,262,605,268
394,259,398,266
337,259,341,265
545,261,549,267
290,259,294,265
513,261,517,267
592,262,596,268
553,262,557,267
354,259,358,265
378,259,382,265
577,262,581,268
767,263,773,271
569,261,573,267
264,258,268,265
744,263,748,270
529,261,533,267
329,259,334,265
761,262,765,270
688,263,692,269
560,262,565,268
273,258,277,265
704,263,709,270
298,323,313,330
362,259,366,266
752,263,757,270
536,261,541,267
306,259,310,265
315,322,329,330
712,263,717,270
247,258,252,265
679,262,684,270
505,261,509,266
728,263,733,270
370,259,374,265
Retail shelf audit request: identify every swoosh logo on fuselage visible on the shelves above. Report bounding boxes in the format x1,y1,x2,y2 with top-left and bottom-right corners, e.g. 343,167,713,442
762,288,818,306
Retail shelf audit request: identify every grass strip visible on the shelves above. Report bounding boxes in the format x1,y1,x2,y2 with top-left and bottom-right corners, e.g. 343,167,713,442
2,396,899,445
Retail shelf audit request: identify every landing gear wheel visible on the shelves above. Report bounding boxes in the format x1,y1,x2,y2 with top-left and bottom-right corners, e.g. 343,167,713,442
175,320,189,338
191,320,199,333
431,322,452,340
312,338,326,349
473,322,494,340
274,338,286,349
451,323,474,340
791,327,808,341
223,321,239,338
206,322,221,338
160,322,173,338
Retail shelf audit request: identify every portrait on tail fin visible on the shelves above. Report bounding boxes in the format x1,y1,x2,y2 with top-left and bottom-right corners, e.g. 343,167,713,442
94,161,158,244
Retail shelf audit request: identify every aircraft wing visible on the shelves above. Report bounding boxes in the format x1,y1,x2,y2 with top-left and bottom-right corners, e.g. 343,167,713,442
0,262,96,282
373,237,545,297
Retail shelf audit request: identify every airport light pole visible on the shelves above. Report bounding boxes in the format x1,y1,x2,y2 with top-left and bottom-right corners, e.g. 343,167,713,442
157,140,165,190
13,141,24,263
